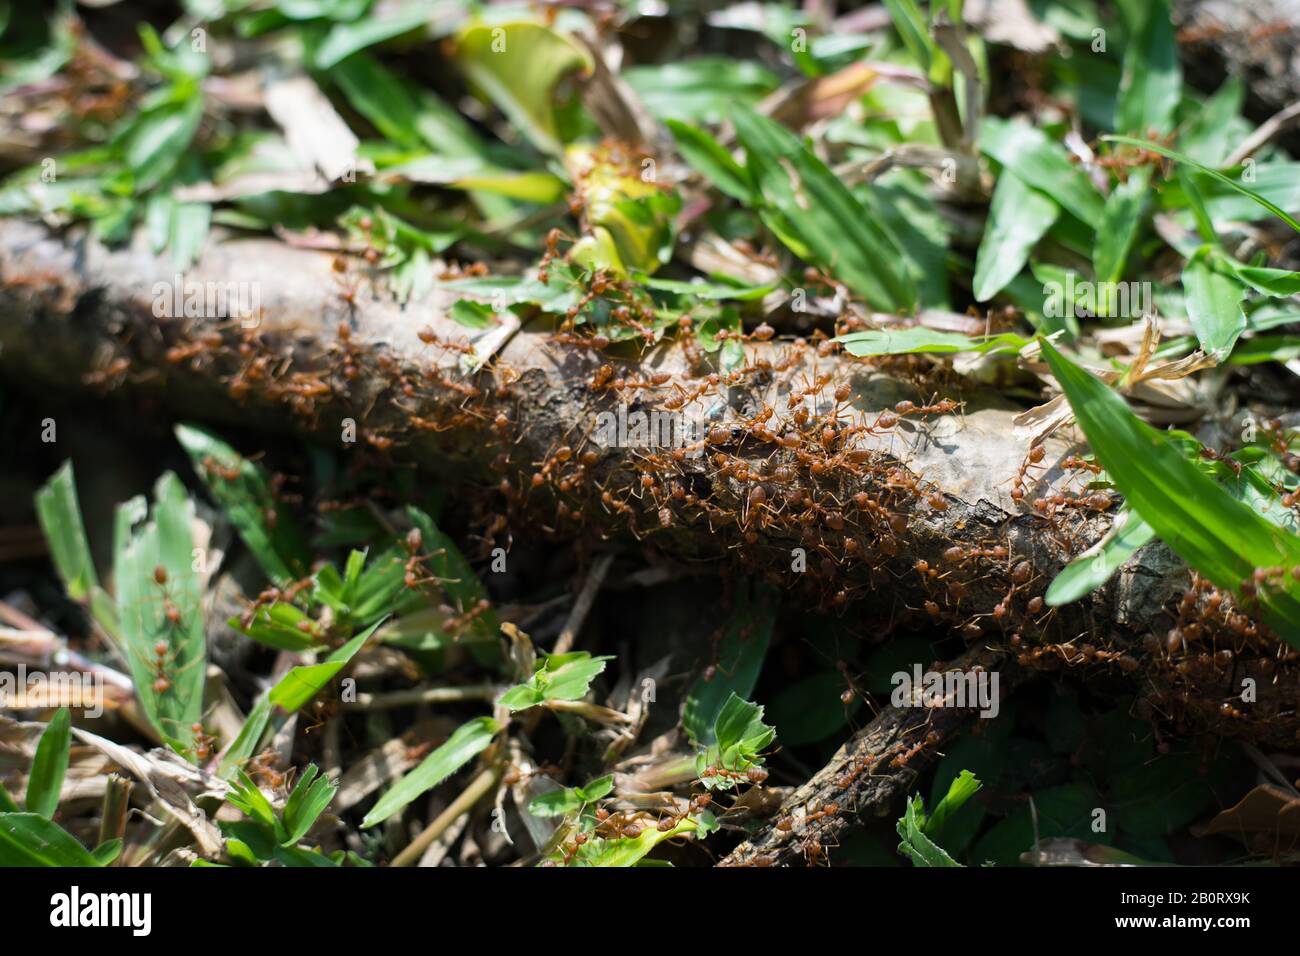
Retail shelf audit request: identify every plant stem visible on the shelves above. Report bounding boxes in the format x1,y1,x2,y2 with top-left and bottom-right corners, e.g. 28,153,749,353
343,684,497,710
544,699,632,725
391,765,501,868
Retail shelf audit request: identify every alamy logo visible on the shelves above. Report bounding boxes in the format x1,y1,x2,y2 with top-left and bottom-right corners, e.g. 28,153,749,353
151,274,260,323
50,886,151,936
890,664,1000,719
0,666,103,719
1043,271,1153,320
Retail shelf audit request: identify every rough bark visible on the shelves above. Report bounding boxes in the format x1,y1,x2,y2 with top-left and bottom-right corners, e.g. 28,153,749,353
0,218,1297,748
720,645,1018,867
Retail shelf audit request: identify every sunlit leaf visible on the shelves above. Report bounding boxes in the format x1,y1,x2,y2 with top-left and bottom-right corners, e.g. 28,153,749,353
362,717,499,827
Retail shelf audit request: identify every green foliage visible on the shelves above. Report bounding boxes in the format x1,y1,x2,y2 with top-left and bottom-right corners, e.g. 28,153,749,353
34,463,99,602
1040,339,1300,648
0,813,108,867
1046,507,1155,606
37,463,207,755
113,473,209,752
228,763,337,848
26,708,71,820
455,21,592,157
981,117,1104,230
834,327,1028,358
682,582,776,744
267,622,379,713
177,424,311,586
974,172,1059,302
498,652,612,711
694,694,776,791
362,717,500,827
527,775,614,818
730,105,917,312
896,771,983,867
1105,135,1300,235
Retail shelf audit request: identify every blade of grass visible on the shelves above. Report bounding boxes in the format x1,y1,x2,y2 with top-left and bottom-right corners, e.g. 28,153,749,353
1183,245,1246,360
1046,507,1156,606
731,104,917,313
268,621,380,714
1103,135,1300,234
1039,338,1300,648
974,171,1059,301
34,462,98,602
682,583,777,745
362,716,500,828
1116,0,1180,136
25,708,71,819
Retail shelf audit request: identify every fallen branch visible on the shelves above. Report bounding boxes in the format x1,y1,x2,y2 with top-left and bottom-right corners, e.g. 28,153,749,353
720,645,1019,867
1,220,1296,746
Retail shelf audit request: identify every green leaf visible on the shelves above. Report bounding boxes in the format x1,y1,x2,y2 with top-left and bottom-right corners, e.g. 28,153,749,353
1093,169,1149,284
269,621,379,714
922,770,982,841
640,275,775,302
168,200,211,270
982,117,1105,229
714,693,775,756
455,21,593,156
113,473,207,753
121,92,203,193
91,839,122,866
527,774,614,818
625,59,777,125
1039,338,1300,648
833,327,1028,358
176,424,311,586
382,155,566,202
231,602,319,653
314,7,431,69
227,772,279,831
682,583,777,744
1104,135,1300,235
1222,262,1300,297
1179,78,1245,166
882,0,934,73
26,708,71,819
974,172,1059,302
665,119,753,203
362,717,499,827
1116,0,1180,136
1046,507,1156,606
217,692,274,780
34,462,98,602
1179,168,1218,244
499,652,613,711
552,817,697,867
1229,335,1300,365
896,795,961,867
769,671,860,747
731,104,916,312
449,299,497,330
403,506,501,667
695,693,776,790
281,764,337,846
0,813,102,866
1183,246,1246,360
1110,750,1222,837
